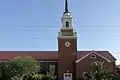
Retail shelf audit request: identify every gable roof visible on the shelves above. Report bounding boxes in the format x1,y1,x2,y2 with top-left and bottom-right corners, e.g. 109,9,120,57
77,51,116,60
76,51,117,63
0,51,116,62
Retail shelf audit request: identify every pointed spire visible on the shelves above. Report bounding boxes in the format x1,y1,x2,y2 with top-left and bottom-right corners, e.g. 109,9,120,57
64,0,69,13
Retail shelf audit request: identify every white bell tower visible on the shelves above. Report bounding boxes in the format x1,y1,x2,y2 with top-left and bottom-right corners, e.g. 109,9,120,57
58,0,76,38
61,0,72,28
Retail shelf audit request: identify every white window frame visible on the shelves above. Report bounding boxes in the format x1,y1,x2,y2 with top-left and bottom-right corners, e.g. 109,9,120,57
90,54,96,59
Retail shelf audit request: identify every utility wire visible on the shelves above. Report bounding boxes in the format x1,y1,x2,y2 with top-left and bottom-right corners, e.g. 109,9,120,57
24,25,120,27
18,25,120,31
17,29,120,31
17,25,120,31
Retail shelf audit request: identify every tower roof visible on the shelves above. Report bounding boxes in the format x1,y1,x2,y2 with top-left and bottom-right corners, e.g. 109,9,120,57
64,0,69,14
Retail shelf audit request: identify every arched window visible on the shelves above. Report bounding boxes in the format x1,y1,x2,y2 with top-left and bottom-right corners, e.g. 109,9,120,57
66,21,69,27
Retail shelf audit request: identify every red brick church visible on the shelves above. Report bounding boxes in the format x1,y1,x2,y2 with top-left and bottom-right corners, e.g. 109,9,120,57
0,0,117,80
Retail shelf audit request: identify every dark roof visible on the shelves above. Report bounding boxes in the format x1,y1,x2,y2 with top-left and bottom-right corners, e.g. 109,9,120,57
0,51,116,61
0,51,58,61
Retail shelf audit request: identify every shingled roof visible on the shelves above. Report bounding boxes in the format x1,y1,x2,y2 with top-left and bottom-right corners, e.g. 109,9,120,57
0,51,58,61
0,51,116,61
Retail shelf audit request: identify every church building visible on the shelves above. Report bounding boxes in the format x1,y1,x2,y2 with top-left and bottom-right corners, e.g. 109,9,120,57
0,0,117,80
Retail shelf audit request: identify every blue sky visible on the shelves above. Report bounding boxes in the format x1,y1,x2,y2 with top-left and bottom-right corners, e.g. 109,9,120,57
0,0,120,64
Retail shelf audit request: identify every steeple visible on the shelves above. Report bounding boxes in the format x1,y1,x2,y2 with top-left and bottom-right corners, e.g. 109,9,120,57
58,0,77,38
58,1,77,80
61,0,72,28
64,0,69,13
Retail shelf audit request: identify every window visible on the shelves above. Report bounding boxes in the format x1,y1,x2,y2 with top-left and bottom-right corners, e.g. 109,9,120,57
66,21,69,27
90,54,96,59
49,65,55,74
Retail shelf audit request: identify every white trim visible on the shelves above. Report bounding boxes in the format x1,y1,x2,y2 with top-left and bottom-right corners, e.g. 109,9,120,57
57,36,77,39
75,51,111,63
58,32,77,39
94,51,111,62
90,54,96,59
65,41,71,47
61,27,73,30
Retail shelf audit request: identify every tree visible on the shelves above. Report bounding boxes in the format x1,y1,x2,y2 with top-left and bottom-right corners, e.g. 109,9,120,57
83,61,114,80
0,56,40,80
0,62,11,80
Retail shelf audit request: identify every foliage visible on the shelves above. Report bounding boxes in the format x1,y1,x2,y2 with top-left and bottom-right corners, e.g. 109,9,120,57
83,61,114,80
0,56,40,80
113,76,120,80
45,72,57,80
23,72,57,80
0,62,11,80
0,56,57,80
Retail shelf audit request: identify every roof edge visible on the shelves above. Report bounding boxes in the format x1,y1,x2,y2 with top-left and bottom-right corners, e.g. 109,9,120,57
75,51,112,63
